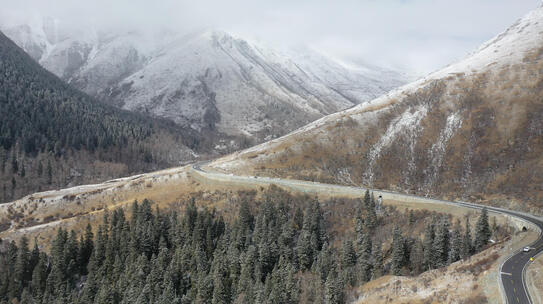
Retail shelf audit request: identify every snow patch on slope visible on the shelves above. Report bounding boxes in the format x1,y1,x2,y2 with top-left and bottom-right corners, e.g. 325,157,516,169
423,112,463,192
364,105,428,185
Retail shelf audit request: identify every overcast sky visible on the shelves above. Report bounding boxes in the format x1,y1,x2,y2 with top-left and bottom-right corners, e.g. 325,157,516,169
1,0,541,75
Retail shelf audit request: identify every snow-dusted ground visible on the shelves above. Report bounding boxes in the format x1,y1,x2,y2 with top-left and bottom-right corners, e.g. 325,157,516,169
0,166,190,232
431,4,543,78
363,105,428,185
423,112,463,191
212,5,543,172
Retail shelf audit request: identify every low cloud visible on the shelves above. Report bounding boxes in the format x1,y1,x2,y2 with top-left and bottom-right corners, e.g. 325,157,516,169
1,0,540,75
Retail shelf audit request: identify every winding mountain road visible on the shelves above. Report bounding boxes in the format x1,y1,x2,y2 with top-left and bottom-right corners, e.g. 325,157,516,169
191,163,543,303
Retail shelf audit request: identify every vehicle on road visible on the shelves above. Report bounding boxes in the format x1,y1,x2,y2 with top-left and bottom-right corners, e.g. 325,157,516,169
523,246,531,252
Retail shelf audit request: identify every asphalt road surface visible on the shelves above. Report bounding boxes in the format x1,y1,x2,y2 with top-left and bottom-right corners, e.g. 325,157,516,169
497,212,543,304
192,163,543,303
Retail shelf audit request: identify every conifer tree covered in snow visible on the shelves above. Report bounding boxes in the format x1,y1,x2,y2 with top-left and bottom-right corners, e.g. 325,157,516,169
475,207,491,251
0,188,495,303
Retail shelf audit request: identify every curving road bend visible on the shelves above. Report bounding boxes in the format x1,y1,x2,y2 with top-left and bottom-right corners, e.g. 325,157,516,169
191,163,543,303
497,213,543,304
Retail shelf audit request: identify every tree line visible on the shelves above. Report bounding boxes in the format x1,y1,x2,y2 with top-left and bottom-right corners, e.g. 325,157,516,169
0,189,493,303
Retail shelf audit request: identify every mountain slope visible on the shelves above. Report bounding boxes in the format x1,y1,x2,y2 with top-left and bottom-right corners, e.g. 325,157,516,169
210,5,543,213
1,24,407,149
0,30,200,203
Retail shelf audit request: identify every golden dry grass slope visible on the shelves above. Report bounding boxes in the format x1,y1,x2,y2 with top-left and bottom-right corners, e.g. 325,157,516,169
211,5,543,214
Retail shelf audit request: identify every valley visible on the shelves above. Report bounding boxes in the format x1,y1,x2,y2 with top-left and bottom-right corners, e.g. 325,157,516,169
1,2,542,304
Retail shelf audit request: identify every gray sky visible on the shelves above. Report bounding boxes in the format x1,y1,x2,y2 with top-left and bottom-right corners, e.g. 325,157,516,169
1,0,541,75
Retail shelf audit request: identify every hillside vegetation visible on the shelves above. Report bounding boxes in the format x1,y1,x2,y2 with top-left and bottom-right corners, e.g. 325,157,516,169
211,7,543,213
0,31,209,203
0,186,497,304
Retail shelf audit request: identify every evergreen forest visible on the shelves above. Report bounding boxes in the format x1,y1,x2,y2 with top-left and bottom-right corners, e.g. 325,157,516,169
0,187,495,304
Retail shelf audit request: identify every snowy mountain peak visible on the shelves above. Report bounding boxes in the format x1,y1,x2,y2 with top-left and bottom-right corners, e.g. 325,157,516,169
1,21,407,150
433,5,543,78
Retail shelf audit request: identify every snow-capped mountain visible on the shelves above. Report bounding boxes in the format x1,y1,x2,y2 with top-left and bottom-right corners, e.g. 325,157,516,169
2,20,407,148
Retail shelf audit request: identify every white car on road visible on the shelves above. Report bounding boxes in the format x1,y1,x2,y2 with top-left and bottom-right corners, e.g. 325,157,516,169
523,247,531,252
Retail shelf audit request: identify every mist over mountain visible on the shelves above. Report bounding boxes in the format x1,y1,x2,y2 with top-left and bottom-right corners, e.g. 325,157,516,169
2,20,408,151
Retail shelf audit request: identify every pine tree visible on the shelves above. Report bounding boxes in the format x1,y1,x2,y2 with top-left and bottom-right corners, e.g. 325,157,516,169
409,239,424,275
363,190,371,209
11,237,30,300
2,183,7,202
196,272,213,304
423,220,436,270
236,247,256,303
11,177,16,197
340,240,356,286
29,241,40,278
212,268,230,304
365,203,377,231
474,208,491,252
461,216,473,259
37,161,43,177
391,226,404,275
356,232,372,283
340,240,356,269
93,284,117,304
19,288,35,304
449,226,462,264
238,199,254,234
283,261,300,304
433,216,450,268
314,243,334,283
157,281,180,304
324,268,344,304
293,207,303,230
491,216,498,238
297,229,313,271
30,253,47,297
78,224,93,274
371,243,383,279
64,230,78,282
0,149,6,173
46,161,53,185
258,238,276,278
354,199,364,238
408,210,416,225
11,153,18,174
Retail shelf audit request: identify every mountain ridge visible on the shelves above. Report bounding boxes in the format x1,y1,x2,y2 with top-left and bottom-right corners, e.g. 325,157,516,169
210,5,543,213
2,23,407,149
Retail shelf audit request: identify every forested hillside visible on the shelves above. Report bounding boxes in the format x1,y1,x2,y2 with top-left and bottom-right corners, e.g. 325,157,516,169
0,187,496,303
0,31,206,203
